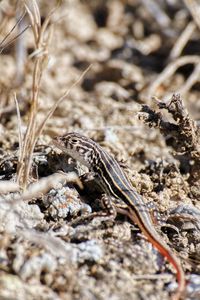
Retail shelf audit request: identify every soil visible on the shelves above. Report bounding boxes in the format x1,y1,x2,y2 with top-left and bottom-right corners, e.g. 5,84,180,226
0,1,200,300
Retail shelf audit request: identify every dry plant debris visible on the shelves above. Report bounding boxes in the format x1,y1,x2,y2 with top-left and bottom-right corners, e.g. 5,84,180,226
0,1,200,300
140,94,200,187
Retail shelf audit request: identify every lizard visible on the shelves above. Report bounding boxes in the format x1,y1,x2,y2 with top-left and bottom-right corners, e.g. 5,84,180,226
52,132,186,300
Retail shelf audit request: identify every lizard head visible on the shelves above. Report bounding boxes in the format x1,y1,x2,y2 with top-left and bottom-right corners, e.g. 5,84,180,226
52,132,97,168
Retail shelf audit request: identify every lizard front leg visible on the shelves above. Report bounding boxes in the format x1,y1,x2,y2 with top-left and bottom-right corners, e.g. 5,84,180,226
69,170,117,225
69,193,117,226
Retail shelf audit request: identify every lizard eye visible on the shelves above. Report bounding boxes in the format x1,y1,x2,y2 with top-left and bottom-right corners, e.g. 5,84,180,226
71,138,78,143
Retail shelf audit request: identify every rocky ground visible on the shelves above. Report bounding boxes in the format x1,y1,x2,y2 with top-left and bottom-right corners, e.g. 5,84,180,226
0,1,200,299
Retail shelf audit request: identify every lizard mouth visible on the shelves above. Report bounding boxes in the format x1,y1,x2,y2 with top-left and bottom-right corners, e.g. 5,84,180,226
52,137,67,152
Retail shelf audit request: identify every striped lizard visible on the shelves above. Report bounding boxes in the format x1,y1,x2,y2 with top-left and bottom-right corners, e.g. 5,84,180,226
53,132,185,300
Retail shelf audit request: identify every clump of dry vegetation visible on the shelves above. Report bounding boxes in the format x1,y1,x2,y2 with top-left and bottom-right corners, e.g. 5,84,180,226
0,1,200,300
140,94,200,189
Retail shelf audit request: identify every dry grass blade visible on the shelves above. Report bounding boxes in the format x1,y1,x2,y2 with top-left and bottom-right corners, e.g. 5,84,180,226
13,93,23,162
38,3,59,45
16,1,72,190
0,10,30,54
0,10,26,47
17,2,59,189
17,63,91,190
36,64,92,139
19,65,90,190
24,3,39,43
0,24,30,54
32,0,41,27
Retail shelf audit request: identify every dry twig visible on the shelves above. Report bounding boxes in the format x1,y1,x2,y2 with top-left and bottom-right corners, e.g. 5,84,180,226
169,22,196,60
147,55,200,98
184,0,200,31
141,0,171,33
20,172,81,201
0,181,19,193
